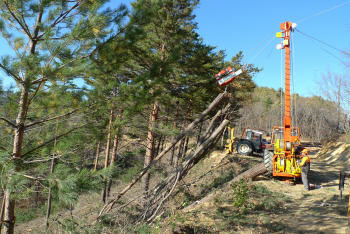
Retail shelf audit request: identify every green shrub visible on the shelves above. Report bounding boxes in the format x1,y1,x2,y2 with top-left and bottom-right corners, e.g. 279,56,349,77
231,179,248,207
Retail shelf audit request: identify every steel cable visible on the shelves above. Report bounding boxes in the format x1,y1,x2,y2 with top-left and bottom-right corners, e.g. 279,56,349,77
296,1,350,23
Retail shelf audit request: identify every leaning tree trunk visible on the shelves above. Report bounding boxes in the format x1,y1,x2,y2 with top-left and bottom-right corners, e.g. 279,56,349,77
141,101,159,207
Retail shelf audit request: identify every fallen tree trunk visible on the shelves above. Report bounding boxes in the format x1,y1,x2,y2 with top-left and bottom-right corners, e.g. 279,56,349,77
230,163,267,183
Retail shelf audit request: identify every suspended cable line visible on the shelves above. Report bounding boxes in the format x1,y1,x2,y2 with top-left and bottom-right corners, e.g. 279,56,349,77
296,1,350,23
242,28,279,61
247,36,276,65
252,46,274,81
298,30,346,64
295,29,350,56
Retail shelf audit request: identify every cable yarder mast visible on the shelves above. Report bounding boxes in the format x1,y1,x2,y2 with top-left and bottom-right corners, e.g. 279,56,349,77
265,21,302,178
276,22,299,155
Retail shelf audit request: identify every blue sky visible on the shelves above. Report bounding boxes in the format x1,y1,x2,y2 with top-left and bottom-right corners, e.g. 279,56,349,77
189,0,350,97
2,0,350,98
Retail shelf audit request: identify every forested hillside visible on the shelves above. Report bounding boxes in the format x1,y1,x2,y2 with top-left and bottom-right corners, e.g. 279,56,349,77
235,86,348,142
0,0,348,233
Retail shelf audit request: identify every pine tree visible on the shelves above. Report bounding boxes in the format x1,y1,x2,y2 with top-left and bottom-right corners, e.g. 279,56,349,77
0,1,130,232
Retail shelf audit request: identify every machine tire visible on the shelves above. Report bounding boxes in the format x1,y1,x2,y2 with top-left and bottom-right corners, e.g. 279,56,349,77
237,141,253,156
263,149,274,177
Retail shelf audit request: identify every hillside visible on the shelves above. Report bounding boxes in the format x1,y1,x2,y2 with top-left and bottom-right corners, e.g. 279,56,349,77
16,141,350,233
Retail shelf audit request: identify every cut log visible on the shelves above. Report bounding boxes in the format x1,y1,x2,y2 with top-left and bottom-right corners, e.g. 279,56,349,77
230,163,267,183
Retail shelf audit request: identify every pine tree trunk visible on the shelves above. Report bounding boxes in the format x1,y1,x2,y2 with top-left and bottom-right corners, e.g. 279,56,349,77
0,194,6,232
45,157,55,230
3,189,15,234
94,142,101,172
174,102,191,164
197,121,203,144
160,110,169,154
107,109,123,197
155,136,162,158
4,87,30,234
102,110,114,203
141,102,159,207
45,127,57,230
183,136,189,158
169,101,179,167
173,139,183,167
104,110,114,168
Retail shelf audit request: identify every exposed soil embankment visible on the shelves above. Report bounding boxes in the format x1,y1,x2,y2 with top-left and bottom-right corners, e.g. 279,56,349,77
316,141,350,171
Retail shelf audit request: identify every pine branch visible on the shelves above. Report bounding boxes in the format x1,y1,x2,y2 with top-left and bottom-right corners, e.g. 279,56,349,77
36,2,81,40
0,117,16,128
22,175,46,181
24,97,108,128
21,122,91,158
0,146,7,151
0,63,21,83
3,1,32,38
25,82,44,118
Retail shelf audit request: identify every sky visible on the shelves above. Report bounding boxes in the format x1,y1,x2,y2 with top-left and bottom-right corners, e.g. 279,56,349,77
2,0,350,98
187,0,350,97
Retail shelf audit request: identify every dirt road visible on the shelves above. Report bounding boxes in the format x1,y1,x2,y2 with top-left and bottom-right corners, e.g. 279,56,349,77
254,146,349,234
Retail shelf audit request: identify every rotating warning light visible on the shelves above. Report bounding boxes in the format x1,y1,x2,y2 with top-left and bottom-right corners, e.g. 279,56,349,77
276,32,283,38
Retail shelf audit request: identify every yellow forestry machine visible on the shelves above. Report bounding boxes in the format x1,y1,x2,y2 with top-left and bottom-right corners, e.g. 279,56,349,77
264,21,303,178
214,22,304,179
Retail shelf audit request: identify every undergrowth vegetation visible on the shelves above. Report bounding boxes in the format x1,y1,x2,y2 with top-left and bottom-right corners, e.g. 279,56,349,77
167,181,291,234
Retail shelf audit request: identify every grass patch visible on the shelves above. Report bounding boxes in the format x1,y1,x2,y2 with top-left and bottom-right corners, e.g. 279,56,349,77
16,200,70,224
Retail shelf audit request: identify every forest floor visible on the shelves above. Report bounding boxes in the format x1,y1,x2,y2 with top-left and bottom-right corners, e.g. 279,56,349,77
16,141,350,233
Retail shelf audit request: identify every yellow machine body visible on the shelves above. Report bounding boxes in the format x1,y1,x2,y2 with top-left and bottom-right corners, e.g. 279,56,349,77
273,137,301,177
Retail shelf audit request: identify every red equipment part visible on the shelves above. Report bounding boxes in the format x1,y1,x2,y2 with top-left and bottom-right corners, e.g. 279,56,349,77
215,66,242,86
